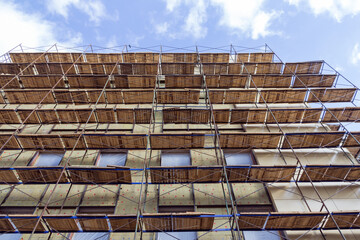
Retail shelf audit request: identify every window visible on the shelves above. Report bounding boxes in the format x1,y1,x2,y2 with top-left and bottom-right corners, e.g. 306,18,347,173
31,152,64,166
157,232,197,240
97,152,127,167
161,151,190,166
243,231,281,240
224,151,254,165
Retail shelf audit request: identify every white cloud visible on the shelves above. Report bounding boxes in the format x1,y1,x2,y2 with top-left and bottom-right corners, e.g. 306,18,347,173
211,0,281,39
46,0,106,25
0,0,82,55
286,0,360,22
184,0,208,39
155,22,170,34
165,0,182,12
161,0,280,40
351,43,360,65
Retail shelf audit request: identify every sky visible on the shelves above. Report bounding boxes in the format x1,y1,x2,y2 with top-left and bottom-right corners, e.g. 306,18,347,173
0,0,360,86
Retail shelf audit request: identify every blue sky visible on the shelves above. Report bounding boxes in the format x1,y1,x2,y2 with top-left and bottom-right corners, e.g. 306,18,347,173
1,0,360,86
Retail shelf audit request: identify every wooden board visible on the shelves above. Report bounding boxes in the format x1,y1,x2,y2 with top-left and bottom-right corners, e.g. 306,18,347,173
78,215,109,231
218,75,247,88
59,134,87,150
116,109,134,123
67,75,109,88
324,212,359,229
36,109,59,124
16,134,64,150
251,74,292,88
56,109,78,123
122,90,153,104
10,215,46,232
0,109,20,124
0,75,20,88
266,212,325,230
283,62,323,74
165,75,202,88
282,132,345,149
0,168,19,183
0,134,21,149
128,75,156,88
150,133,205,149
200,53,229,63
343,132,360,147
293,74,336,88
96,108,116,123
308,88,356,103
213,109,230,123
227,166,296,182
162,53,197,63
0,217,15,232
19,75,65,88
108,215,137,231
68,166,131,183
84,134,147,149
157,90,200,104
299,165,351,182
134,108,152,123
237,213,268,229
162,108,191,123
237,53,274,63
323,107,360,122
202,63,228,74
260,89,307,103
16,167,68,183
149,166,222,183
255,63,282,74
143,213,215,231
44,215,79,232
219,133,281,149
5,90,55,104
266,109,305,124
224,90,257,103
0,64,20,75
231,109,266,124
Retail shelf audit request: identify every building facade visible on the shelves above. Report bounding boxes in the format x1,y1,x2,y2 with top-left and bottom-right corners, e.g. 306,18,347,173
0,44,359,239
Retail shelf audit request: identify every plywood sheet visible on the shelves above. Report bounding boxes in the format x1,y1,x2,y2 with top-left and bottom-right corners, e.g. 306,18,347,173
308,88,356,103
150,133,205,149
157,90,200,104
323,107,360,122
10,216,46,232
5,90,55,104
44,216,79,232
283,62,323,74
123,90,153,104
165,75,202,88
251,74,292,88
84,134,147,149
293,74,336,88
68,167,131,183
282,132,345,149
0,109,20,124
219,133,281,149
260,89,307,103
67,75,109,88
108,215,137,231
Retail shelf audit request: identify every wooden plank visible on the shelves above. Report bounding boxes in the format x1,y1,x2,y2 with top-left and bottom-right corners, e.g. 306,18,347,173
0,64,20,75
0,75,20,88
53,90,73,104
108,215,137,231
162,53,197,63
237,213,268,229
36,109,59,124
266,212,325,230
249,165,297,182
299,165,351,182
324,212,359,229
302,108,322,123
106,90,124,104
191,109,210,123
225,90,257,103
218,75,247,88
282,132,345,149
343,132,360,147
10,215,46,232
200,53,229,63
266,109,304,124
87,90,106,104
231,109,266,124
255,63,282,74
78,215,109,231
0,109,20,124
128,75,156,88
116,109,134,123
17,134,64,150
213,109,230,123
293,74,336,88
157,90,200,104
113,75,129,88
143,213,215,231
68,167,131,183
5,90,55,104
123,90,153,103
44,215,79,232
308,88,356,102
96,108,116,123
0,168,19,183
74,109,96,123
346,166,360,181
0,134,20,149
208,90,225,103
150,166,222,183
56,109,78,123
0,217,15,232
163,108,191,123
20,75,65,88
323,107,360,122
84,134,147,149
61,134,87,150
250,74,292,88
202,63,228,74
67,75,109,88
16,167,68,183
150,133,205,149
134,108,152,123
219,133,281,149
165,75,202,88
16,109,40,124
260,89,307,103
283,62,323,74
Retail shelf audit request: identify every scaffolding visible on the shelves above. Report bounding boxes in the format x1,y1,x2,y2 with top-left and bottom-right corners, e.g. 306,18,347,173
0,44,359,239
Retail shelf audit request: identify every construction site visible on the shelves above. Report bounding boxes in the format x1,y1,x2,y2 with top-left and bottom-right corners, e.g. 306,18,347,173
0,44,358,239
